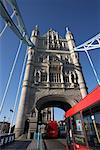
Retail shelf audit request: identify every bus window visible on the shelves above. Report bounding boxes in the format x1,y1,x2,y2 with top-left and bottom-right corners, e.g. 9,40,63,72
83,102,100,149
72,112,86,145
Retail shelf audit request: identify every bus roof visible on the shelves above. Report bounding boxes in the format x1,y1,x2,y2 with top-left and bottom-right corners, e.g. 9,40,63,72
65,86,100,118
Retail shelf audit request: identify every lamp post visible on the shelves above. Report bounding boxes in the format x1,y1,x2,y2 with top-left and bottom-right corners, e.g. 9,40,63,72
9,109,13,134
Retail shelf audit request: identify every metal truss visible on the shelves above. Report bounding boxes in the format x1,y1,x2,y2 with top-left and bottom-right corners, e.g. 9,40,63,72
75,33,100,51
0,0,34,47
74,33,100,85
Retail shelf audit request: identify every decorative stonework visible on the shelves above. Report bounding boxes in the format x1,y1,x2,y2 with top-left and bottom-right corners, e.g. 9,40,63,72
34,88,81,106
15,27,88,139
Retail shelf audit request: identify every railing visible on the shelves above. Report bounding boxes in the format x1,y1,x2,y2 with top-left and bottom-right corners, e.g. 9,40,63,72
0,133,15,147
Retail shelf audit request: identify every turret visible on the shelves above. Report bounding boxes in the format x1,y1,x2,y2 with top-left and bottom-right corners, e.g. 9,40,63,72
15,47,34,138
66,27,88,98
31,25,40,46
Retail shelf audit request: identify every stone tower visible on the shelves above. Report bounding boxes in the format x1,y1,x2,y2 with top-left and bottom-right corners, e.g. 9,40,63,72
15,26,88,138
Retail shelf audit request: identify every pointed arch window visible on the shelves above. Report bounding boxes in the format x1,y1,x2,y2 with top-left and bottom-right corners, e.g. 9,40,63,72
36,72,39,82
64,71,69,83
71,72,74,83
41,72,47,82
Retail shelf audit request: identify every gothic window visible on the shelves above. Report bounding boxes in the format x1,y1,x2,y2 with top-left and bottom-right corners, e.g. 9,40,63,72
54,35,56,41
54,36,57,45
63,42,65,48
64,72,69,83
64,76,69,83
49,56,53,61
54,73,56,82
74,71,78,84
41,72,47,82
76,73,78,84
57,73,61,82
49,65,61,83
49,35,52,43
62,42,65,48
36,72,39,82
49,35,52,48
50,73,53,82
50,73,61,83
71,73,74,83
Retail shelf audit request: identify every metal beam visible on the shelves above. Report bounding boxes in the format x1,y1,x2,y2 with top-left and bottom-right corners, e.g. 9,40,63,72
85,50,100,85
0,0,34,47
6,0,28,33
75,33,100,51
74,33,100,85
6,0,34,47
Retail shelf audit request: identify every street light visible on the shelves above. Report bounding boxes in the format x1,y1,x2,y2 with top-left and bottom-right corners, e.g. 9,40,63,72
10,109,13,113
9,109,14,134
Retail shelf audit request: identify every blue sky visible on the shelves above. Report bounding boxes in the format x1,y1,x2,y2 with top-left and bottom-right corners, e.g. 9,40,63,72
0,0,100,123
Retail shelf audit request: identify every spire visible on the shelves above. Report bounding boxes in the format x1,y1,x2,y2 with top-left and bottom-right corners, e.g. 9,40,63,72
32,25,39,37
65,26,73,41
66,27,69,33
35,25,39,31
65,26,72,35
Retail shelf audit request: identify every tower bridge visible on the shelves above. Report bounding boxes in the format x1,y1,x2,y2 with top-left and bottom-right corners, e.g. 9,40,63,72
0,0,100,149
15,26,87,139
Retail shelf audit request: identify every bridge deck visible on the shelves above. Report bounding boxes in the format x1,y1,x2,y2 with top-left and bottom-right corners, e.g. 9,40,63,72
44,138,67,150
1,140,31,150
1,138,67,150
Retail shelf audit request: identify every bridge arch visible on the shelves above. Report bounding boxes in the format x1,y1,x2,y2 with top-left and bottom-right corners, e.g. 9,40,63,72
36,94,72,111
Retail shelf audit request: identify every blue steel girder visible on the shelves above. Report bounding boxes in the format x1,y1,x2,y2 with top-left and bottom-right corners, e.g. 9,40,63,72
0,0,34,47
75,33,100,51
74,33,100,85
6,0,28,36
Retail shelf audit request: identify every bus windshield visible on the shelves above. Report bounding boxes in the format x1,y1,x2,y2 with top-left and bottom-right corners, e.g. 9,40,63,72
71,112,86,145
83,102,100,149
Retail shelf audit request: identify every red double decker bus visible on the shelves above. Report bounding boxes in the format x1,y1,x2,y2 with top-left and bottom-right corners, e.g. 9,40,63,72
65,86,100,150
45,120,58,138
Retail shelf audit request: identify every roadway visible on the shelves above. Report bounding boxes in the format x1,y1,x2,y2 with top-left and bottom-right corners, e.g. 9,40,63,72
1,138,67,150
44,138,66,150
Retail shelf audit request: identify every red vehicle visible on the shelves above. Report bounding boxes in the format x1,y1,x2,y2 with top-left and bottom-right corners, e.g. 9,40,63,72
45,120,58,138
65,86,100,150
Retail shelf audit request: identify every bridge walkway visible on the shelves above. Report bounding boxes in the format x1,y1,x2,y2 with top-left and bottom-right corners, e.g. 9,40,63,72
1,138,67,150
44,138,67,150
1,139,31,150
